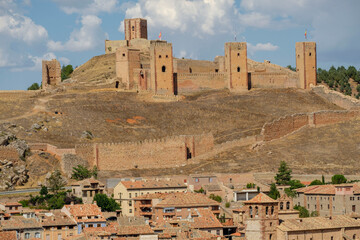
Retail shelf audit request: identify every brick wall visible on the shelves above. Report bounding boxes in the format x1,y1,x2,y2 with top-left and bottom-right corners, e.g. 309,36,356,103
312,85,360,110
261,114,309,141
74,134,213,171
313,110,358,126
177,73,226,93
0,146,19,162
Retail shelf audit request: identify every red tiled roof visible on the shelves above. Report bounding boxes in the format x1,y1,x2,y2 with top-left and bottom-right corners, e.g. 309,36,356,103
233,206,247,213
120,180,186,190
190,209,223,229
155,192,220,208
40,212,77,227
133,192,169,200
0,231,17,240
65,204,102,217
244,193,277,204
296,185,335,195
1,202,22,206
71,178,105,187
0,216,42,230
117,225,154,236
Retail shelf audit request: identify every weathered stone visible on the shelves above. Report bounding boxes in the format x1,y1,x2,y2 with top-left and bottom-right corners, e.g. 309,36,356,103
31,123,43,130
81,131,94,140
9,139,29,157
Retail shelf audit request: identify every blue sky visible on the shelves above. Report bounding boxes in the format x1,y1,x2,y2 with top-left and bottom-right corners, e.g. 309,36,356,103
0,0,360,90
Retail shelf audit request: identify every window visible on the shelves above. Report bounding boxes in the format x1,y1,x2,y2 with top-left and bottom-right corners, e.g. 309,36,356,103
129,193,132,198
58,234,62,240
353,234,356,239
237,67,240,72
270,222,273,227
353,205,356,212
135,193,137,197
129,209,132,213
309,52,312,56
195,178,199,183
129,200,132,206
249,206,253,218
237,53,240,57
162,66,166,72
57,226,61,230
286,202,290,210
166,55,169,58
328,204,330,209
88,224,93,228
35,232,41,238
255,206,258,217
269,234,272,240
266,206,269,215
209,178,213,183
25,233,30,239
159,55,162,58
216,230,220,235
321,205,323,210
271,206,274,215
132,26,134,31
122,53,125,57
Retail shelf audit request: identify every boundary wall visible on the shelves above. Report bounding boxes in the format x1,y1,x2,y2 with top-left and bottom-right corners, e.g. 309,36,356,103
28,143,75,158
176,73,227,93
261,110,360,141
312,85,360,110
0,146,20,162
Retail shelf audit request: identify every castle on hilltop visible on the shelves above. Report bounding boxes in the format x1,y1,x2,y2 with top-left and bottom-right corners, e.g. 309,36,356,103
103,18,317,95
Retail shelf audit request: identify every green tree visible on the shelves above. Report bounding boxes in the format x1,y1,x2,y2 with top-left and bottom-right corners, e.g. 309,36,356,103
40,186,48,196
91,166,98,179
275,161,292,185
209,194,222,203
347,66,358,79
246,183,256,188
28,83,40,90
286,65,296,72
47,170,66,193
71,165,92,180
322,175,325,184
61,65,74,81
310,211,319,217
310,180,323,186
93,193,120,212
194,187,205,193
294,205,310,218
331,174,347,184
268,183,280,200
225,202,230,208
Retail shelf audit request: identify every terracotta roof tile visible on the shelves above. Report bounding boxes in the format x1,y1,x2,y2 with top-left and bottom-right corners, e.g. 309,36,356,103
120,180,186,190
278,215,360,231
190,209,223,229
0,231,17,240
0,216,42,230
64,203,106,223
39,212,77,227
244,193,277,204
0,202,22,206
133,192,169,200
155,192,220,208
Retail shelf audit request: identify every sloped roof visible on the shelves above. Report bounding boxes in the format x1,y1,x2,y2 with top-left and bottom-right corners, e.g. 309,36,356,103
120,180,186,190
65,203,102,217
278,215,360,232
244,193,277,204
296,185,335,195
0,231,17,240
155,192,220,208
71,178,105,187
39,212,77,227
133,192,169,200
0,216,42,230
190,209,223,229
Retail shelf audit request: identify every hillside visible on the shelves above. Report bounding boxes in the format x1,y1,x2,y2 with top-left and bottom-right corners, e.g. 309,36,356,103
0,88,341,149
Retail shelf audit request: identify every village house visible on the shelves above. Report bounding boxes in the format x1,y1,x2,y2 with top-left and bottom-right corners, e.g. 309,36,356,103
133,193,168,221
71,178,106,204
277,195,299,221
277,215,360,240
187,174,218,191
0,215,43,239
0,202,22,215
61,203,106,234
152,192,221,220
113,179,187,216
37,211,78,240
295,183,360,216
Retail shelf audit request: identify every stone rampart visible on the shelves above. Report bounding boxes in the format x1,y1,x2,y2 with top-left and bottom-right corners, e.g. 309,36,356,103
28,143,75,159
75,133,214,171
313,110,359,126
173,58,218,73
0,146,20,162
250,72,298,89
312,85,360,110
177,73,226,93
261,113,309,141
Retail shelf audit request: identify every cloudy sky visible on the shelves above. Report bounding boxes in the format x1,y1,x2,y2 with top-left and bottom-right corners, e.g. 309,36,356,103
0,0,359,90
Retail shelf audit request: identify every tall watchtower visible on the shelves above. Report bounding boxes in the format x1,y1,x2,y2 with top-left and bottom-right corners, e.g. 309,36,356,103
244,193,279,240
116,47,140,89
296,42,317,89
225,42,248,91
124,18,148,41
150,40,174,95
42,59,61,89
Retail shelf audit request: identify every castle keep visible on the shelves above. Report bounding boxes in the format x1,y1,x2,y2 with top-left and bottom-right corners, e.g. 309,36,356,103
105,18,317,95
42,59,61,89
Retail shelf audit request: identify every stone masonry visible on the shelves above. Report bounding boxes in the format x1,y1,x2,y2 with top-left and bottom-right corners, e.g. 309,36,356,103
42,59,61,89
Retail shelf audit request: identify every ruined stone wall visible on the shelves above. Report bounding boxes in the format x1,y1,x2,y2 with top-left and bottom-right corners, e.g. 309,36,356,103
313,110,358,126
28,143,75,159
176,73,226,93
105,40,128,54
74,134,213,171
312,85,360,110
0,146,19,162
173,59,218,74
261,114,309,141
42,59,61,88
250,72,298,89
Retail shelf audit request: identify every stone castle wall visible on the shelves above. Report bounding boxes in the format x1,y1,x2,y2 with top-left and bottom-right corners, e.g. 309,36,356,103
0,146,20,162
250,72,298,89
28,143,75,158
261,110,360,141
177,73,226,93
312,85,360,110
173,59,218,74
74,133,214,171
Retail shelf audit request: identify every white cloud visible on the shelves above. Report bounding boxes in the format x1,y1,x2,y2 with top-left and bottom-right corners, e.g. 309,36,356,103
52,0,118,15
48,15,106,52
11,52,56,72
121,0,235,36
248,43,279,55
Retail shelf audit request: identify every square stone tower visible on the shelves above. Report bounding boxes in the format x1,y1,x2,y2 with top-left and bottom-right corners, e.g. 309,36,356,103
225,42,248,91
150,40,175,95
244,193,279,240
42,59,61,89
296,42,317,89
116,47,141,89
124,18,148,41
